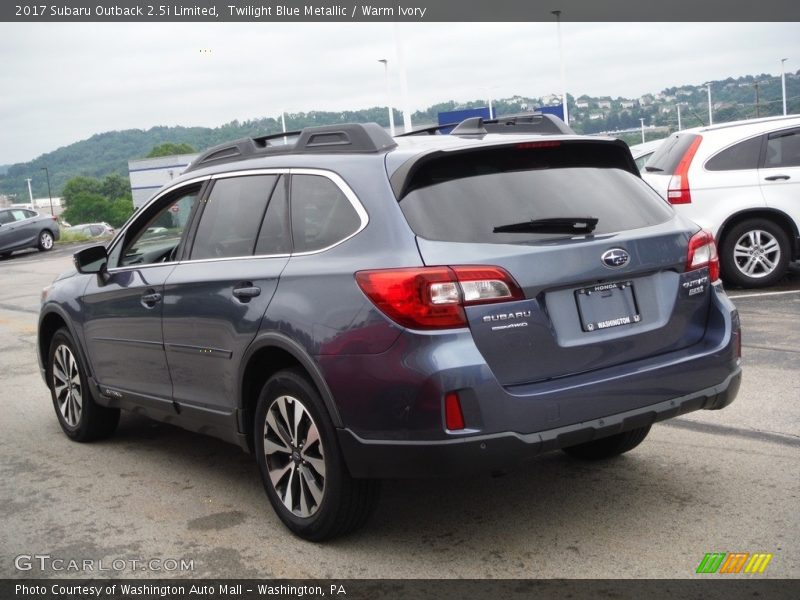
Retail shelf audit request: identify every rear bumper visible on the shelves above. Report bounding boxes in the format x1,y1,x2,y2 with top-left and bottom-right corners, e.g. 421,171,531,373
339,368,741,478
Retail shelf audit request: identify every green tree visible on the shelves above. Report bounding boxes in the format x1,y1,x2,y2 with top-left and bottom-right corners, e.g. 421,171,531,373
61,191,111,225
61,176,103,207
146,142,196,158
101,173,131,200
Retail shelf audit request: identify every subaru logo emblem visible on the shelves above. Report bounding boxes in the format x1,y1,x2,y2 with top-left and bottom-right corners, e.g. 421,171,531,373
602,248,630,268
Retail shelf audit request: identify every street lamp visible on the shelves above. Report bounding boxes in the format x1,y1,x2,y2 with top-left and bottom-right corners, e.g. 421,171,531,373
551,10,569,124
40,167,54,216
704,82,713,126
378,59,396,136
781,58,788,116
639,118,646,143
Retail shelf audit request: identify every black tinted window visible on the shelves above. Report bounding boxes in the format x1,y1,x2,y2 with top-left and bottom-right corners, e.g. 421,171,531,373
291,175,361,253
191,175,277,260
255,175,291,255
646,133,701,173
706,136,762,171
765,130,800,168
400,167,673,244
0,211,13,225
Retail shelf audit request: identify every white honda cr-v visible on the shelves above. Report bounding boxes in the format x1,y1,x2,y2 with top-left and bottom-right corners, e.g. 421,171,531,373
642,115,800,288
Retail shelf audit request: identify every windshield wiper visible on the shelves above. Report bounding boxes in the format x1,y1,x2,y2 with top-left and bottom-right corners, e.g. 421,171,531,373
493,217,598,235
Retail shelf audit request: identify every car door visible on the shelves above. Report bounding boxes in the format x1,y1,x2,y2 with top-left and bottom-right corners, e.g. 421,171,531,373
0,209,34,250
162,173,290,416
0,210,17,252
759,127,800,229
80,183,203,405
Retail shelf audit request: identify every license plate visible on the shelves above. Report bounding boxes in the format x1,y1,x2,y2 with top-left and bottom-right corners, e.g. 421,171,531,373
575,281,641,332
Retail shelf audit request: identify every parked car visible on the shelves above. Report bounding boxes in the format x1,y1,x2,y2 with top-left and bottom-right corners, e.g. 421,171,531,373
38,121,741,541
629,139,665,172
0,208,60,258
642,115,800,287
69,222,115,238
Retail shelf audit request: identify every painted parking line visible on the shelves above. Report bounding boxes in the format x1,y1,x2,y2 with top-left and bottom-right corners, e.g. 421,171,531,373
728,289,800,299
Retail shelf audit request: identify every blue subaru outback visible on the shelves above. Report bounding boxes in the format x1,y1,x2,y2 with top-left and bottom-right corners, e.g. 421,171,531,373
38,117,741,540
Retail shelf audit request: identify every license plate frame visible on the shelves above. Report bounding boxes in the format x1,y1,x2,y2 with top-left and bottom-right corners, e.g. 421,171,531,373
575,281,641,332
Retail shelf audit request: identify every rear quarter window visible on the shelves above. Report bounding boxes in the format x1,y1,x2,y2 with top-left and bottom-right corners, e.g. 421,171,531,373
705,135,763,171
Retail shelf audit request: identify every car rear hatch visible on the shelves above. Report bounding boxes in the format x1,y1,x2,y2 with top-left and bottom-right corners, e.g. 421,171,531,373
391,139,715,386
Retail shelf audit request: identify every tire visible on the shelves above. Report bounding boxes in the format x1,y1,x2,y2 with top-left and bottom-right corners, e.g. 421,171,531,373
38,229,55,251
719,219,790,288
254,368,380,541
47,328,120,442
562,426,651,460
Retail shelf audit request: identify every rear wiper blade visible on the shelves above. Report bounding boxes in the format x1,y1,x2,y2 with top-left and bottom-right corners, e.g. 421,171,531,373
643,165,664,172
493,217,598,235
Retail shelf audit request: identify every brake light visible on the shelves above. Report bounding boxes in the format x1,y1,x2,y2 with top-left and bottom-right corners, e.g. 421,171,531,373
686,229,720,282
516,140,561,150
667,135,702,205
444,392,466,431
355,265,523,330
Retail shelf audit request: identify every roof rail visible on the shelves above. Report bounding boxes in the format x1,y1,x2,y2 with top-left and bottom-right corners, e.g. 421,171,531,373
185,122,397,173
396,112,575,137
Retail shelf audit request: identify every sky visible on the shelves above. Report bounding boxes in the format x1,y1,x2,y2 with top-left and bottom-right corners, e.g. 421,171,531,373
0,21,798,165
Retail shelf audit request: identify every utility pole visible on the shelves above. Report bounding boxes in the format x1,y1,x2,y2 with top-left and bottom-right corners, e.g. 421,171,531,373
781,58,788,116
394,23,413,133
378,59,395,136
639,118,646,143
754,82,761,118
677,105,682,131
41,167,54,216
25,178,33,207
706,82,713,126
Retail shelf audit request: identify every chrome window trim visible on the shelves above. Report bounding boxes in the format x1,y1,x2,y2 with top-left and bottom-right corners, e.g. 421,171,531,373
104,167,368,273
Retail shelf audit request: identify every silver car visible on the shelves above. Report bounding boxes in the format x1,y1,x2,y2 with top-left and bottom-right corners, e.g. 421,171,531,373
0,208,60,258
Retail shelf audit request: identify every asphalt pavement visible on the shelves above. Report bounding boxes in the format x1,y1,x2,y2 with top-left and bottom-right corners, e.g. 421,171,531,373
0,248,797,579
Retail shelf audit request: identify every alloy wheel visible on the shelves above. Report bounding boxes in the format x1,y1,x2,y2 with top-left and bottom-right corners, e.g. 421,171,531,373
40,231,54,249
52,344,83,427
732,229,781,279
263,395,326,518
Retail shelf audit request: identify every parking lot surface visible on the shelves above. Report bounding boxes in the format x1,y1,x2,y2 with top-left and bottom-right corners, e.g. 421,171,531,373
1,248,798,579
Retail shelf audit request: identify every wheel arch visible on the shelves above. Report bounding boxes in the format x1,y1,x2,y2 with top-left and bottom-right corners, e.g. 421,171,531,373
38,308,88,388
238,333,343,452
716,208,799,260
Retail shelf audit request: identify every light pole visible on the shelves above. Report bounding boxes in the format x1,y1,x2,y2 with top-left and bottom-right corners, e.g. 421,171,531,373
378,59,395,136
781,58,788,116
705,82,713,126
677,104,682,131
552,10,569,124
639,118,646,143
41,167,54,216
393,23,413,133
25,178,33,207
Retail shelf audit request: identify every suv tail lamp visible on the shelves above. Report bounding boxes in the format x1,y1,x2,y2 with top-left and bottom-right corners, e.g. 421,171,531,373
355,266,524,330
667,135,702,205
686,229,720,282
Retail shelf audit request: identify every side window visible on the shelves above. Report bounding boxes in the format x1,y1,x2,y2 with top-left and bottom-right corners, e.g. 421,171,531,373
290,174,361,253
255,175,291,256
0,211,13,225
10,210,28,221
190,175,277,260
23,210,37,219
765,130,800,168
117,187,199,267
706,135,762,171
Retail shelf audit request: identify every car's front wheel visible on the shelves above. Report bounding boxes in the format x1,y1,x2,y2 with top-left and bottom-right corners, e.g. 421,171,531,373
48,328,120,441
254,369,379,541
562,426,651,460
38,230,55,251
720,219,790,288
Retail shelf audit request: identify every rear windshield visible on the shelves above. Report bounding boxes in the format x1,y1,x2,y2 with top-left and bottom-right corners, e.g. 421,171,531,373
645,133,700,174
399,161,674,244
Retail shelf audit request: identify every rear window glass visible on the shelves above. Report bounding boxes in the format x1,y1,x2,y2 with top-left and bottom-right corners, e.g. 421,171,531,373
646,133,700,174
400,166,673,244
705,135,762,171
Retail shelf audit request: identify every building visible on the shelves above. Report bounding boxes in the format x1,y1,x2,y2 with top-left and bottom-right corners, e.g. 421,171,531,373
128,153,198,209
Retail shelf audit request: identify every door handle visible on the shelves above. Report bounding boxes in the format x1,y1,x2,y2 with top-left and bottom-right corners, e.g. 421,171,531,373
232,285,261,301
141,291,162,307
764,174,790,181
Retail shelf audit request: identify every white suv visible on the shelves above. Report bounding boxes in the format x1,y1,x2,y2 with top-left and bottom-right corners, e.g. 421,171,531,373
642,115,800,287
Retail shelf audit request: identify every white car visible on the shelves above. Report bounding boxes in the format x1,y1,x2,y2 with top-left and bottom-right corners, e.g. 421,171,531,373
629,139,665,172
642,115,800,287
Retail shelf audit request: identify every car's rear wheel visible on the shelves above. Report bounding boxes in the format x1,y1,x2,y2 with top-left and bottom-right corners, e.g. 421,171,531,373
562,426,651,460
38,230,54,251
720,219,790,288
254,368,380,541
48,328,120,441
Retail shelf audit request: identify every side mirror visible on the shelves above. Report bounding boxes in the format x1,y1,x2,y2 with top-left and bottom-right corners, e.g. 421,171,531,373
74,245,109,281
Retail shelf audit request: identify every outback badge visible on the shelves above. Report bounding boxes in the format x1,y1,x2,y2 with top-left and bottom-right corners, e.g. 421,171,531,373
601,248,630,268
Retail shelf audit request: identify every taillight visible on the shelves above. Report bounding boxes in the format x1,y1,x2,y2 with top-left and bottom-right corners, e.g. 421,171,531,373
667,135,702,205
355,265,523,330
686,229,720,282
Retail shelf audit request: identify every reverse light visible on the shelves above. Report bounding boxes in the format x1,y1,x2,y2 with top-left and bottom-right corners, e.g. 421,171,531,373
667,135,703,205
444,392,466,431
355,265,523,330
686,229,720,283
